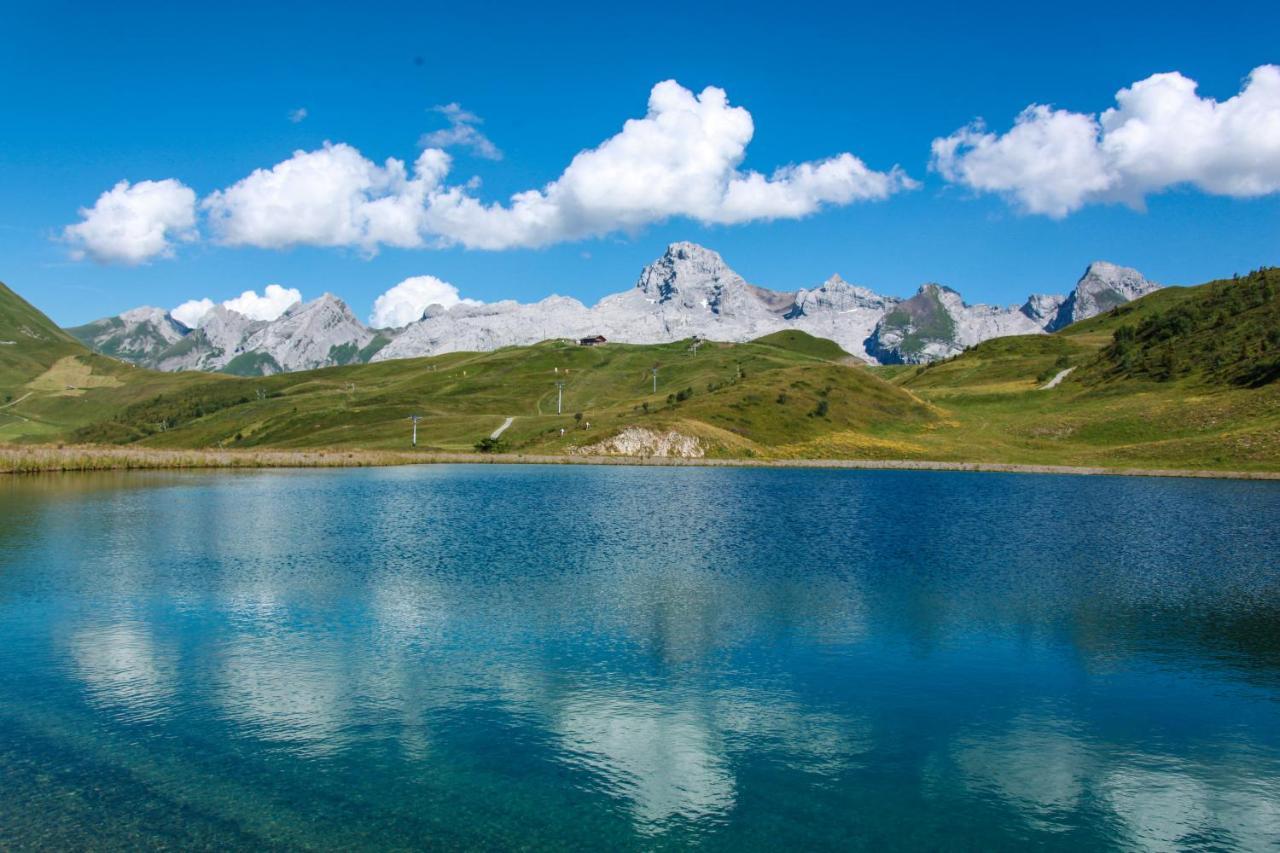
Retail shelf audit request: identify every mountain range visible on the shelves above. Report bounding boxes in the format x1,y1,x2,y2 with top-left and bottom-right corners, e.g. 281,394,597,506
68,243,1160,373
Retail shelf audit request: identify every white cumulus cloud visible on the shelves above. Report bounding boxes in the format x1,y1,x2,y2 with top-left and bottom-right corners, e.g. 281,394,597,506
172,284,302,327
201,143,448,253
190,80,911,254
223,284,303,320
422,80,916,248
171,298,215,328
932,65,1280,217
369,275,477,328
63,179,198,264
420,103,502,160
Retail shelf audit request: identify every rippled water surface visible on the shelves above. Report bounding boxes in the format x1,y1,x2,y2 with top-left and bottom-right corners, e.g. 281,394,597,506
1,466,1278,850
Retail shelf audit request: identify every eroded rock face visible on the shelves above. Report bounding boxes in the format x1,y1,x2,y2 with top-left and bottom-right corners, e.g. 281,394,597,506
787,275,900,359
74,244,1161,372
74,295,378,375
375,248,1158,366
865,284,1044,364
571,427,705,458
67,307,190,363
238,295,375,372
1020,293,1067,325
1047,262,1161,331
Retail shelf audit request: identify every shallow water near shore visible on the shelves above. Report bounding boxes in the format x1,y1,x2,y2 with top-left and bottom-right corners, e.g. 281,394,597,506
1,465,1278,849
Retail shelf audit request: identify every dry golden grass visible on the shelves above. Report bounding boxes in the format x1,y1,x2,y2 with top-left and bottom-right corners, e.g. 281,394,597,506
0,444,435,474
768,431,928,460
4,443,1276,480
26,356,122,396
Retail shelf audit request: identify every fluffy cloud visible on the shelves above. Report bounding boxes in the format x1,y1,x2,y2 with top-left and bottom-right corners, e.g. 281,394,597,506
422,81,915,248
189,80,911,254
932,65,1280,217
420,103,502,160
201,143,449,252
171,284,302,327
171,298,215,328
63,179,197,264
289,107,308,124
369,275,477,328
222,284,303,320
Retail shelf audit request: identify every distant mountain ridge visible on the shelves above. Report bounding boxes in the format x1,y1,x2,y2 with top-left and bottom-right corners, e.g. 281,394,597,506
68,242,1160,373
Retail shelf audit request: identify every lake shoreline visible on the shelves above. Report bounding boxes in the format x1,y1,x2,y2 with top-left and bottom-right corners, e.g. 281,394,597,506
3,443,1278,480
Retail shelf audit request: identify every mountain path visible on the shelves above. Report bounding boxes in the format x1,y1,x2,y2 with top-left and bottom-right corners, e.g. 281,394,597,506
0,391,33,409
490,417,514,439
1040,367,1076,390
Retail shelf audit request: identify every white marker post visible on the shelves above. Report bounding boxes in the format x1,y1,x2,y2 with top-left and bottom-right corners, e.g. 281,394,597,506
556,381,566,415
408,414,423,447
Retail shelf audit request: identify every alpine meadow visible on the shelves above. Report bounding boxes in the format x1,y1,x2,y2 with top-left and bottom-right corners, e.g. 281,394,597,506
2,262,1278,473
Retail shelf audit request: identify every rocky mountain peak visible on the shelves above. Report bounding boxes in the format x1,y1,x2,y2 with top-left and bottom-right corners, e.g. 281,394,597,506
120,306,181,329
636,241,745,305
1079,261,1156,295
1021,293,1067,324
194,305,263,353
67,242,1162,374
298,293,359,323
789,273,895,319
1046,261,1161,331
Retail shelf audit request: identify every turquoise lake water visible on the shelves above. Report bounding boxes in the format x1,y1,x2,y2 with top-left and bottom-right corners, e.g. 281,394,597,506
1,465,1278,850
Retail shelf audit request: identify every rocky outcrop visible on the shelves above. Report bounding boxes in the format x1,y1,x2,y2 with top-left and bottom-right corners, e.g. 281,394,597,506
68,306,189,362
75,295,382,375
1020,293,1067,325
571,427,705,458
375,296,595,362
237,294,376,372
375,242,795,362
1047,262,1161,331
865,284,1044,364
786,275,900,358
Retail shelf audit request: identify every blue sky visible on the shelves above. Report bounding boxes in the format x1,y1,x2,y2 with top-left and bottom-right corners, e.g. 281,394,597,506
2,0,1278,327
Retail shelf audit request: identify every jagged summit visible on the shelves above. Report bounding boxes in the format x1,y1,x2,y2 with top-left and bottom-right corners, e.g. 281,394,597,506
68,244,1163,373
1047,262,1160,331
68,304,189,363
1021,293,1067,324
119,306,186,329
636,242,747,304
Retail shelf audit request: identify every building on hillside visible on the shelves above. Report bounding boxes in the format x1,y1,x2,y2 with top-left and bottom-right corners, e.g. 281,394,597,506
578,335,607,346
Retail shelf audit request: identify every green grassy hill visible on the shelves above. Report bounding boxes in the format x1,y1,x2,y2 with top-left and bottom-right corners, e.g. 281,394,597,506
0,281,88,387
67,335,933,457
1081,268,1280,387
0,281,932,458
874,268,1280,470
0,282,237,442
2,272,1278,471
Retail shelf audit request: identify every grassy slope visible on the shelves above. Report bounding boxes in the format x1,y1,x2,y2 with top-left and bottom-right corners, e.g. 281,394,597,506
0,281,87,387
3,273,1278,471
876,270,1280,470
0,281,237,442
58,332,931,457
